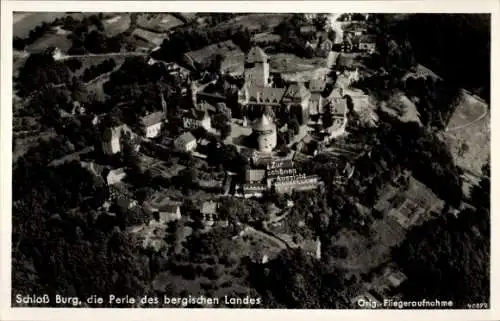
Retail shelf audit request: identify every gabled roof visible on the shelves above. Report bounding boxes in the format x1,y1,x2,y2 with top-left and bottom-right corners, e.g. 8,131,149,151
159,204,180,214
247,85,286,104
284,83,310,100
175,132,196,145
356,34,377,44
246,46,267,64
246,169,266,182
336,53,358,70
308,79,326,93
141,111,164,127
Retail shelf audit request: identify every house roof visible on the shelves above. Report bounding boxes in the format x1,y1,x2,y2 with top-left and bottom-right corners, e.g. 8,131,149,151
246,169,266,182
108,167,126,177
251,32,281,44
159,204,180,214
247,85,287,104
356,34,376,44
331,98,348,115
335,73,352,90
252,114,276,131
336,53,358,70
141,111,164,127
201,201,218,215
246,46,267,64
308,79,326,93
284,83,310,100
175,132,196,146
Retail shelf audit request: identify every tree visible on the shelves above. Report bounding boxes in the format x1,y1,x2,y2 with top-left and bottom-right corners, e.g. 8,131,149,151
220,123,232,140
287,117,300,135
312,14,329,31
392,212,489,307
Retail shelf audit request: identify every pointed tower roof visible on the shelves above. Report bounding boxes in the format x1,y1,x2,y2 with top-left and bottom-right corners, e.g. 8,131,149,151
246,46,268,64
252,113,276,131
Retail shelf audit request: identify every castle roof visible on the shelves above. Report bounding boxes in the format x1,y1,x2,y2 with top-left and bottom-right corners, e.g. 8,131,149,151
247,85,287,104
246,46,268,63
253,114,276,131
284,83,310,100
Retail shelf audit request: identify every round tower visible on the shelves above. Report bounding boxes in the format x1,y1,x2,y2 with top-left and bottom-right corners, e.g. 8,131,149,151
253,114,277,153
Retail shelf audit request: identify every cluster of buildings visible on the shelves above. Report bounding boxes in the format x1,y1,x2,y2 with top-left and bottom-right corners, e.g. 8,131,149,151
237,157,323,198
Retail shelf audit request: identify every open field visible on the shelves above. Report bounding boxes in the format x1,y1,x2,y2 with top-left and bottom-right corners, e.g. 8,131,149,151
131,28,168,47
216,13,291,33
185,41,244,72
73,55,126,77
13,130,57,162
25,31,72,53
136,13,184,32
13,12,95,38
445,90,490,176
333,177,444,274
103,14,131,37
269,53,327,80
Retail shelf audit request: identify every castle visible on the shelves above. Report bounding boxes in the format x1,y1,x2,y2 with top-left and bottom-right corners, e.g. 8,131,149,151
252,113,277,153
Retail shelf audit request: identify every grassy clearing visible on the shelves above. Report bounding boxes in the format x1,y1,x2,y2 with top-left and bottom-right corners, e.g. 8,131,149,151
131,28,168,47
13,130,57,162
215,13,291,33
136,13,184,32
445,91,489,175
269,53,326,75
25,31,72,53
13,12,95,38
103,14,132,37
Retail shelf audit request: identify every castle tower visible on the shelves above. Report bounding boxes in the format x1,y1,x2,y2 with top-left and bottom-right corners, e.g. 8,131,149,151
190,82,198,107
252,114,277,153
244,46,270,88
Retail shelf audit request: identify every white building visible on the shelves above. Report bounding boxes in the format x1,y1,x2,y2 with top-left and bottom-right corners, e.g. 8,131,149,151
106,168,127,185
140,111,164,138
101,124,137,155
174,132,197,152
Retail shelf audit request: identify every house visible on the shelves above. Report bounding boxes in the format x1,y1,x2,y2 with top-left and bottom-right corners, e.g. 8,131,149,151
300,237,322,260
317,38,333,57
158,204,182,223
242,183,267,198
323,98,348,140
106,168,127,185
273,174,321,194
201,201,218,226
182,109,211,131
101,124,138,155
386,271,407,288
251,32,281,46
174,132,197,152
355,34,376,53
246,169,266,183
140,111,165,138
239,46,311,125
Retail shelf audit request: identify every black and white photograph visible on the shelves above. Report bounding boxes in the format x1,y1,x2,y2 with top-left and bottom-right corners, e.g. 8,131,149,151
1,0,497,319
